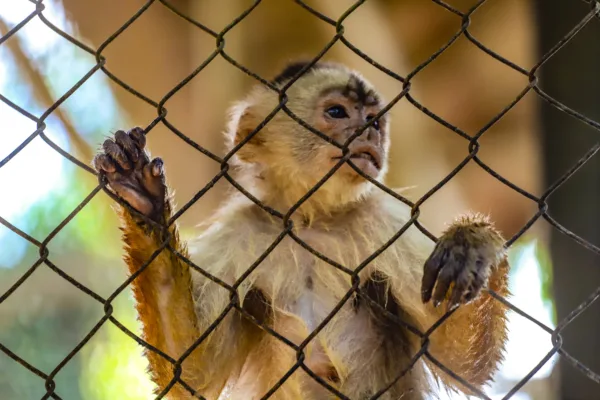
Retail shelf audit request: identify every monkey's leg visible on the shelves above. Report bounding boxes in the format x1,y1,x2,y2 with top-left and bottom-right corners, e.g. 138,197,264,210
94,128,204,398
421,212,510,393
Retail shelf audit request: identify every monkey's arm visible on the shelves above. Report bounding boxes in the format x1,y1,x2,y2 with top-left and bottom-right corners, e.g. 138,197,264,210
94,131,295,398
420,213,510,393
93,128,205,398
119,202,207,397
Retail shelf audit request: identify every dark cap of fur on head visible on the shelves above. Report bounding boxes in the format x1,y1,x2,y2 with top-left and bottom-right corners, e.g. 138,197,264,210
272,61,381,107
342,75,380,106
271,61,334,86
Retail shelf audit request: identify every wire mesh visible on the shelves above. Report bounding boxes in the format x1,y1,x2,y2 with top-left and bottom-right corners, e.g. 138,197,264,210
1,0,600,399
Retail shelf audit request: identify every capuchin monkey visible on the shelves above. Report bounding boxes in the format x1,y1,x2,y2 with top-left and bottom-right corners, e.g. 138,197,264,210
93,61,509,399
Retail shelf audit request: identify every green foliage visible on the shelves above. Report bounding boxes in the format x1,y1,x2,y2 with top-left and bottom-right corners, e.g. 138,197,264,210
0,308,88,400
52,166,122,259
0,4,135,398
533,239,556,324
79,296,155,400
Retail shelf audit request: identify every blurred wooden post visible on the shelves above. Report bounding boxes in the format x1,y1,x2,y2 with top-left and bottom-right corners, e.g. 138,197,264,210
536,1,600,399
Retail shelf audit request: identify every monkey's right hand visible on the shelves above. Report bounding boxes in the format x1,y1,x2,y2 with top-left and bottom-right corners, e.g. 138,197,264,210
93,127,166,222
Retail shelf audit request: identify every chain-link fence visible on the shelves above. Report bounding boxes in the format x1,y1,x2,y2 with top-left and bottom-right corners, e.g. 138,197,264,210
1,0,600,399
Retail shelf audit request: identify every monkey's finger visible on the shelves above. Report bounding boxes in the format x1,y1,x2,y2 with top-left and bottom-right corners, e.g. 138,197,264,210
93,154,116,173
421,244,447,303
142,158,166,199
463,279,485,304
115,130,139,163
150,158,164,177
463,261,488,303
463,282,481,304
103,139,131,170
128,126,146,149
129,128,151,168
431,259,459,307
447,270,470,312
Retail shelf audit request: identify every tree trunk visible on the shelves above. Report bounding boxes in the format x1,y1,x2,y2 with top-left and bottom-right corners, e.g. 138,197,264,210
537,1,600,399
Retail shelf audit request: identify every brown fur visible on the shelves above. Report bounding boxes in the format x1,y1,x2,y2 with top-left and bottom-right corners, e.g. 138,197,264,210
107,63,510,399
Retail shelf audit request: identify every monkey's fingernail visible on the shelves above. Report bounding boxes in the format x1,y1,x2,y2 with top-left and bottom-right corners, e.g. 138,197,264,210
151,159,163,176
129,127,146,147
433,299,440,308
463,291,473,302
421,290,430,303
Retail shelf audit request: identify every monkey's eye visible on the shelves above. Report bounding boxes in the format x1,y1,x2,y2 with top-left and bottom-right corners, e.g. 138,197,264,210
366,115,380,130
325,105,349,119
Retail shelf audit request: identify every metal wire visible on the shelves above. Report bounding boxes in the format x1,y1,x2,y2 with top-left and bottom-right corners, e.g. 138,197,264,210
1,0,600,399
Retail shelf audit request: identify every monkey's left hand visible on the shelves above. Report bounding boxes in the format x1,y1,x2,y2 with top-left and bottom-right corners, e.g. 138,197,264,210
420,219,505,311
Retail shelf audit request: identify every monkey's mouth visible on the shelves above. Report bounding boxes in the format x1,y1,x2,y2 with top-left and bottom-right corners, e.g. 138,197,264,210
333,147,382,171
349,152,380,170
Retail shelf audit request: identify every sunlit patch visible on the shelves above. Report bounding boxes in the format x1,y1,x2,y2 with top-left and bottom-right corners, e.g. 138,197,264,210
80,303,156,400
0,112,67,215
0,101,67,269
0,0,71,55
0,1,154,397
0,0,120,269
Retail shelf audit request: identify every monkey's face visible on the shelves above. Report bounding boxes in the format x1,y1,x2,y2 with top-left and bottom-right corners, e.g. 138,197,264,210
228,65,390,205
310,87,389,181
280,71,390,193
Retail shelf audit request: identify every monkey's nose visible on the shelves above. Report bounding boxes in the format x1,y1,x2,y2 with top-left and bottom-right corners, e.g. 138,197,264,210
365,127,380,144
366,128,374,141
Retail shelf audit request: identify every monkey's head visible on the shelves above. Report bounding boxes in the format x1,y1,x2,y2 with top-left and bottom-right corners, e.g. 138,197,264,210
226,61,390,212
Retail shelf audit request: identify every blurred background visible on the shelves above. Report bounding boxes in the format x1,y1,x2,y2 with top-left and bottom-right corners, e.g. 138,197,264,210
0,0,599,399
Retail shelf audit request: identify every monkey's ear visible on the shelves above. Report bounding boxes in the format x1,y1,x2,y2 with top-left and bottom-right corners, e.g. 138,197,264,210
235,109,266,148
227,102,265,163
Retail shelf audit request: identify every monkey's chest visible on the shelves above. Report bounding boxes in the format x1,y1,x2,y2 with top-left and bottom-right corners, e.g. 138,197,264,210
281,275,385,388
294,289,320,332
252,232,400,386
288,287,342,379
263,230,376,331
